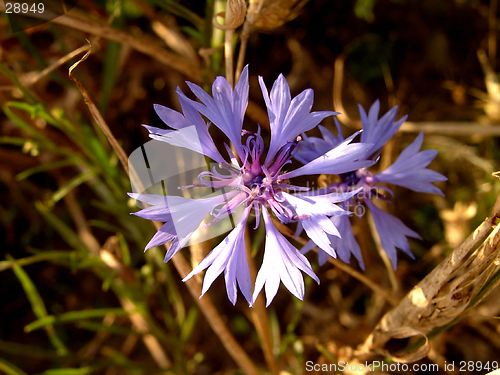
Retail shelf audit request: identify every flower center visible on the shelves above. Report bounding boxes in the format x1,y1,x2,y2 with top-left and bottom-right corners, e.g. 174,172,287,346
339,171,361,186
248,174,264,188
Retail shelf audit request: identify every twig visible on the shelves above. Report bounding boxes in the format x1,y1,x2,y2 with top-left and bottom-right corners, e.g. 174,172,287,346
325,257,399,307
129,0,200,68
22,45,91,87
224,12,235,87
119,297,171,369
67,42,140,191
167,236,260,375
333,53,500,136
333,54,357,128
235,24,249,82
400,121,500,135
355,216,497,362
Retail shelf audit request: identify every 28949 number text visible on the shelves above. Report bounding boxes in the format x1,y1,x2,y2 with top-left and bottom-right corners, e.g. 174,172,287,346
5,3,45,13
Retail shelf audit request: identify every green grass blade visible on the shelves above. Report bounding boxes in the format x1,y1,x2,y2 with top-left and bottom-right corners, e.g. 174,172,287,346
50,170,95,206
3,103,50,142
38,367,97,375
180,306,198,342
100,41,121,114
75,321,138,336
153,0,203,30
116,232,131,266
25,308,128,332
0,135,77,159
0,64,37,103
0,340,62,360
16,159,78,181
0,251,78,272
9,255,68,355
0,358,29,375
35,202,90,254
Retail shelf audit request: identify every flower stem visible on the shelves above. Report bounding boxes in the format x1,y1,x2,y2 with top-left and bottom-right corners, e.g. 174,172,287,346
245,227,279,374
170,244,260,375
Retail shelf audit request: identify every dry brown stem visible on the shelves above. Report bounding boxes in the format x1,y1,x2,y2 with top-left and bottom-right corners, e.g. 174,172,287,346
355,214,500,363
168,239,260,375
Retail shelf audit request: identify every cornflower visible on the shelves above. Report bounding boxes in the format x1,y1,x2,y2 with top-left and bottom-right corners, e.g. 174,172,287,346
296,100,447,269
129,66,374,306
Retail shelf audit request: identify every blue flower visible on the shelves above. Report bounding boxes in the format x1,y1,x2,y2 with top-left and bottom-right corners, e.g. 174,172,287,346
129,67,374,306
296,100,447,269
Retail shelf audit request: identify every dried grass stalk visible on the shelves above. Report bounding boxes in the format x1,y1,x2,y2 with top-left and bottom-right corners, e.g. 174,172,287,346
355,213,500,363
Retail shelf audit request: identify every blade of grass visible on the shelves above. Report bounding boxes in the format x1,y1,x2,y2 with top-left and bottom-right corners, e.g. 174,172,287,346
50,170,95,206
100,40,121,114
9,255,68,355
13,29,48,67
16,159,77,181
25,308,128,332
0,358,29,375
4,103,54,142
38,367,97,375
0,339,64,360
180,306,199,342
79,123,118,180
35,201,91,254
151,0,204,30
8,101,120,187
0,63,38,103
116,232,132,266
75,321,139,336
0,251,79,272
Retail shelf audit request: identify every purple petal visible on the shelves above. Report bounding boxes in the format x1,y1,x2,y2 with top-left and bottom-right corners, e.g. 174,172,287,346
186,66,249,159
366,200,420,269
283,191,360,258
129,192,238,259
252,208,319,307
259,74,337,164
153,104,190,130
183,206,252,305
280,133,374,180
374,132,447,195
327,215,364,269
359,100,407,158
